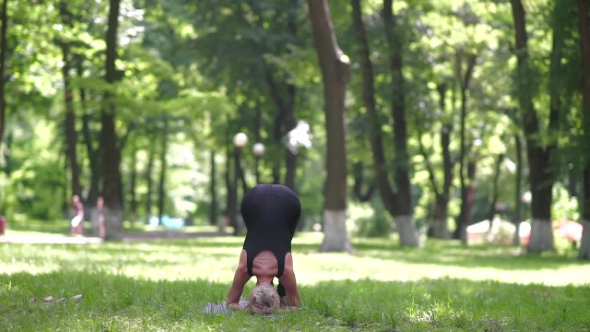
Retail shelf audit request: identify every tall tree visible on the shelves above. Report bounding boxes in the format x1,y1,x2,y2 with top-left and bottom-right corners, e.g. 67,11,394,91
101,0,124,240
382,0,421,246
351,0,411,244
513,133,523,245
157,118,168,221
129,140,138,223
0,0,7,148
577,0,590,260
308,0,353,252
209,150,218,225
59,2,82,199
455,51,477,244
350,0,388,209
75,55,101,206
510,0,556,252
145,143,155,221
487,153,506,221
417,83,454,239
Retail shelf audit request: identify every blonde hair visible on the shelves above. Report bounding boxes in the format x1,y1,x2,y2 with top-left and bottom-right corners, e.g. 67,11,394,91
248,284,280,315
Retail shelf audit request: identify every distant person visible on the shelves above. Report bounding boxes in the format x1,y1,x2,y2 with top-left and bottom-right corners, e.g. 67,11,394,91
70,195,84,236
226,184,302,315
97,195,105,238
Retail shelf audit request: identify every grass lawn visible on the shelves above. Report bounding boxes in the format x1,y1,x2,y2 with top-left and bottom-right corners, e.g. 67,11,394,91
1,233,589,331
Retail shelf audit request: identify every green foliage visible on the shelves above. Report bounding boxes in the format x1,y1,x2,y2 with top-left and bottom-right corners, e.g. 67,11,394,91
1,120,66,221
552,183,579,222
0,0,586,246
349,198,393,238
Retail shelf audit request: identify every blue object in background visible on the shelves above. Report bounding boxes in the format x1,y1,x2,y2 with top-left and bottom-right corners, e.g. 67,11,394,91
161,215,185,230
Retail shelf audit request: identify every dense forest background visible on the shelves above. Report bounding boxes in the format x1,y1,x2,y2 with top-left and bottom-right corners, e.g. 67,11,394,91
0,0,589,258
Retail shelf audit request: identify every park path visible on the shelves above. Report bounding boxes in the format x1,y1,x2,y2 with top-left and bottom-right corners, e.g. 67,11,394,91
0,231,230,244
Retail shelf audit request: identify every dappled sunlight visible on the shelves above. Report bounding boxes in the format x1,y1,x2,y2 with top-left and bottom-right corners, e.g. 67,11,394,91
1,236,587,288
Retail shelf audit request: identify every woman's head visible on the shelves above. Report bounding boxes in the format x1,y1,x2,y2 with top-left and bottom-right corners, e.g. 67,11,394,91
248,284,280,315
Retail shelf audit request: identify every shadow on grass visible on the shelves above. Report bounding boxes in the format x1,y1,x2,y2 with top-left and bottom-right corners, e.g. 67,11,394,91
85,236,584,272
3,232,583,273
1,270,588,331
352,240,586,271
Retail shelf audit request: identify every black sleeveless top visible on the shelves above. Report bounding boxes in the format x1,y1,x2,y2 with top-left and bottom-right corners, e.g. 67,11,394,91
241,184,301,279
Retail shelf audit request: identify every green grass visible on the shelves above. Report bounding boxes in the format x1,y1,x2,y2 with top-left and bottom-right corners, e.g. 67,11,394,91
1,233,589,331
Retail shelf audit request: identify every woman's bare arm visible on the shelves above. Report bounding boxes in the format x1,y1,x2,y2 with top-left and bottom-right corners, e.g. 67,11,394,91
226,251,251,306
279,254,301,307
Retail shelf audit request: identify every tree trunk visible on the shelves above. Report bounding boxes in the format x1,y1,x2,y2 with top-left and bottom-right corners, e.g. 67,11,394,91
577,0,590,260
2,127,11,175
283,6,299,191
129,141,138,224
454,51,477,243
283,110,298,191
433,195,450,239
272,109,282,185
0,0,7,148
568,172,578,198
268,80,287,186
284,144,297,190
261,3,299,191
209,150,218,225
59,2,82,201
268,76,298,190
514,133,523,245
350,0,392,212
225,145,238,233
309,0,353,252
437,82,454,239
254,105,262,185
75,55,101,206
352,162,375,202
60,47,82,199
487,153,505,221
101,0,123,241
116,123,134,208
382,0,421,247
237,147,249,198
145,143,154,221
580,168,590,259
157,119,168,221
420,83,453,239
457,159,477,244
510,0,555,252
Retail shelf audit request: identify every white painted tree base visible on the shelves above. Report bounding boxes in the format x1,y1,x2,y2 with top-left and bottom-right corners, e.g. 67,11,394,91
527,219,555,252
395,215,422,247
103,207,124,241
578,220,590,260
320,209,354,252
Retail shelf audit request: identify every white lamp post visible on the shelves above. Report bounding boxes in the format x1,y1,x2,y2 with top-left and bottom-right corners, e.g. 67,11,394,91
233,132,248,148
252,143,265,156
229,132,248,235
252,142,265,184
